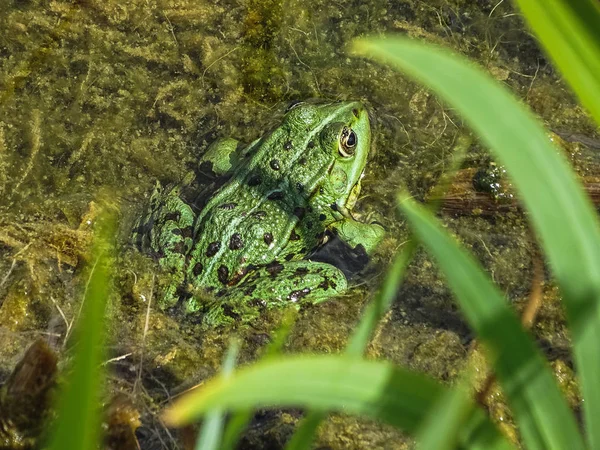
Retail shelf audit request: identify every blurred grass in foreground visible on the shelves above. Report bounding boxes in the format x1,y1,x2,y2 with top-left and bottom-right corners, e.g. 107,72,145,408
46,208,116,450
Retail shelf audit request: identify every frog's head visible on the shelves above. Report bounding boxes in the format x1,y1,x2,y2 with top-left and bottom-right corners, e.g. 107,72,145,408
311,100,371,214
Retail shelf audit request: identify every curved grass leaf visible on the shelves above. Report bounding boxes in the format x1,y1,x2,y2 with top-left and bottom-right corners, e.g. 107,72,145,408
46,210,116,450
353,36,600,449
162,355,512,449
514,0,600,126
398,195,583,450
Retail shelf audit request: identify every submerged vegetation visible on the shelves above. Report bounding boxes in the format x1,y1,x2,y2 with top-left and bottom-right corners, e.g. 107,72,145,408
1,0,599,448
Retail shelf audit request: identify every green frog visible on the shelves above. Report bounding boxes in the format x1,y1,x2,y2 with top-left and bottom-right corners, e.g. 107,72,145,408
133,100,384,324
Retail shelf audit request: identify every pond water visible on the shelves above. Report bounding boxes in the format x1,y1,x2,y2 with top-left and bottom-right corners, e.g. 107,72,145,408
0,0,598,448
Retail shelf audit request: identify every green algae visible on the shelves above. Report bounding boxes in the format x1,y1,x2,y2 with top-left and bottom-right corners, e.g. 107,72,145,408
0,0,598,448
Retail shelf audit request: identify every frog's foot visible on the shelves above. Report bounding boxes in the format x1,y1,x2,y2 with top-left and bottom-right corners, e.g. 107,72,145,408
197,260,348,326
132,182,196,308
331,217,385,255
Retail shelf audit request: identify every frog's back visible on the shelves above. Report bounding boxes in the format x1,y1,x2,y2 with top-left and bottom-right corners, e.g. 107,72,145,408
187,111,337,289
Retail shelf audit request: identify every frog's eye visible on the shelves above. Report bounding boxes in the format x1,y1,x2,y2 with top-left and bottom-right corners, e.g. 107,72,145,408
339,127,357,158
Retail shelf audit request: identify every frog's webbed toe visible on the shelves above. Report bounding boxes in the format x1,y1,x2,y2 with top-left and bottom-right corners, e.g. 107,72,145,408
330,218,385,256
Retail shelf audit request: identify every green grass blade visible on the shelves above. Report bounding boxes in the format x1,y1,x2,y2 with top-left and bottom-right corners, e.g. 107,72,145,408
162,355,513,449
514,0,600,126
46,209,116,450
398,195,583,450
195,339,239,450
220,410,254,450
347,245,415,355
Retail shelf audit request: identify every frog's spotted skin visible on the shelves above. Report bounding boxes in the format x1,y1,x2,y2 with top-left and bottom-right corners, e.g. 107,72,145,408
133,100,384,322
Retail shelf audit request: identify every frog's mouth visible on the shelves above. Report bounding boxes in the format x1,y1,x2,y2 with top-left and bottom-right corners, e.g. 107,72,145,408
337,170,364,219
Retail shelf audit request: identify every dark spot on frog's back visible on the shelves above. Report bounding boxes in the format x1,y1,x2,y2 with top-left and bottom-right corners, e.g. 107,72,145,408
319,279,331,290
206,241,221,257
171,241,185,254
290,229,300,241
288,287,311,302
251,210,267,220
268,191,284,200
248,174,262,186
266,261,284,276
229,233,244,250
293,207,306,219
295,267,309,275
263,232,273,245
298,157,307,166
217,265,229,284
284,140,293,150
192,262,203,276
221,304,240,319
270,159,280,170
169,226,193,239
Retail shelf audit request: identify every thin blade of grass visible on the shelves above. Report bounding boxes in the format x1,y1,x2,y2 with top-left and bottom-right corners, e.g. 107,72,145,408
46,209,116,450
514,0,600,126
195,339,239,450
398,195,583,450
162,355,513,449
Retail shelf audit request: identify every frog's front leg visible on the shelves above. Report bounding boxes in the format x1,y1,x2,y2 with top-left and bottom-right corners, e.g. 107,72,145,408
330,217,385,255
201,260,349,325
133,182,195,308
